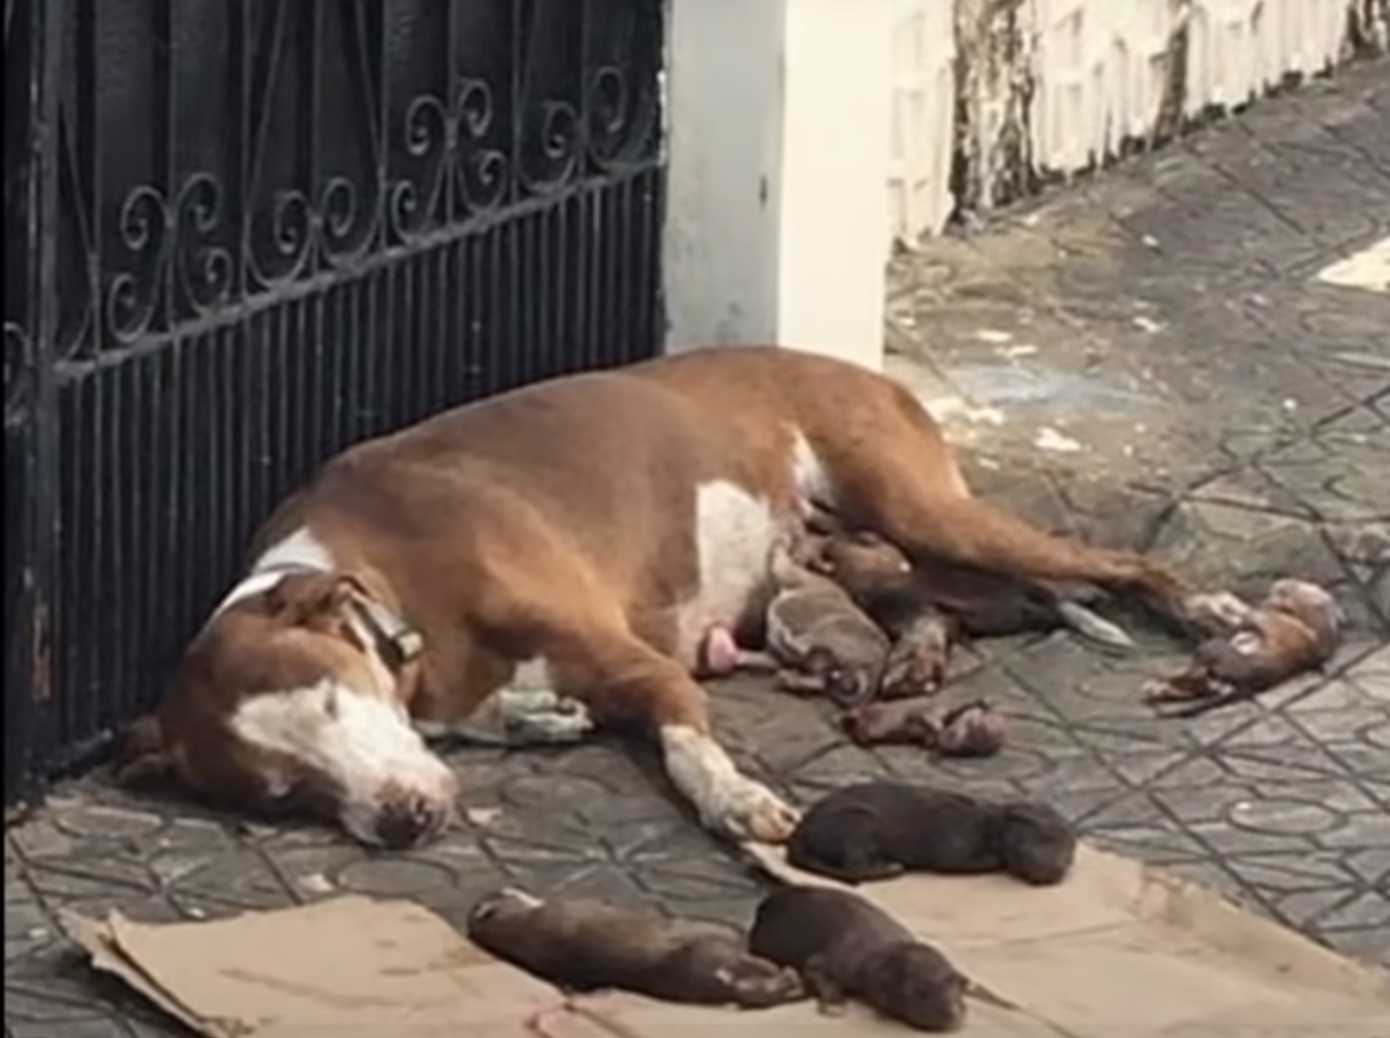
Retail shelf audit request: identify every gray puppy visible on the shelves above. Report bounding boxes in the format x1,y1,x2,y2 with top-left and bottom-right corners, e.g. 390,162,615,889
701,539,890,707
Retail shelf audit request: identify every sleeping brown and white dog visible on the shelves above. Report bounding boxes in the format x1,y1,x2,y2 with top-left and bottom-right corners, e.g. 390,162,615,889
114,346,1188,848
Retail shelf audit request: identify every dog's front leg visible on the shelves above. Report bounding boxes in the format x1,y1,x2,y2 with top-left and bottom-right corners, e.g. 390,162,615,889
541,620,801,843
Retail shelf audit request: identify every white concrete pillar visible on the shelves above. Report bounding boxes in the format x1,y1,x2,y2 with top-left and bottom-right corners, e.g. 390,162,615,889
663,0,894,371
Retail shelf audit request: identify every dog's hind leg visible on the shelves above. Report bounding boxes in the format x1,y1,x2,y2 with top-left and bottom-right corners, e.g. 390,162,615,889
809,387,1190,622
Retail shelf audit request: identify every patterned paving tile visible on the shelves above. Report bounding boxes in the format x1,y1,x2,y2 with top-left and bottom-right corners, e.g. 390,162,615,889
7,53,1390,1038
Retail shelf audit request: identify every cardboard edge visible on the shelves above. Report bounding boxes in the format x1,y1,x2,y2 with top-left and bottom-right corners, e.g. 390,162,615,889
744,840,1390,1004
60,908,221,1037
1133,862,1390,999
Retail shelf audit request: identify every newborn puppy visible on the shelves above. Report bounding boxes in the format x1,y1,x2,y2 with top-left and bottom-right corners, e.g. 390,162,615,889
800,530,956,697
467,889,803,1007
701,540,889,707
750,885,967,1032
1146,579,1344,705
806,515,1131,649
787,782,1075,886
841,698,1007,758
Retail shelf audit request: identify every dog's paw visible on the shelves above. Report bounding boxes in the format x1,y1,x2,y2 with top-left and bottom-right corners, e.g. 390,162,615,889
719,778,801,843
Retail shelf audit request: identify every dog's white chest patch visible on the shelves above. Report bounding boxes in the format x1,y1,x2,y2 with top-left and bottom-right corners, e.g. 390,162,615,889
791,430,836,508
674,480,783,666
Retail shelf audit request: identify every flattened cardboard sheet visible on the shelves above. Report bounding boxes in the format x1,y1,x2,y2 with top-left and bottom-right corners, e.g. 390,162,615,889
741,840,1390,1037
66,844,1390,1037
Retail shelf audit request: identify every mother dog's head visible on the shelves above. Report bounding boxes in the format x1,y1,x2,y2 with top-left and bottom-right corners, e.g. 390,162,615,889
115,570,458,848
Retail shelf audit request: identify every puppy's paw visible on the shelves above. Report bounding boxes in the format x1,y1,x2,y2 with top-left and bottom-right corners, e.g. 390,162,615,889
502,696,594,744
717,960,806,1008
1183,590,1251,635
880,634,949,699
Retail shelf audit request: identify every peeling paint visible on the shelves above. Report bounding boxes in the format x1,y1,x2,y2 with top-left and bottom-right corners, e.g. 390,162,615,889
890,0,1384,241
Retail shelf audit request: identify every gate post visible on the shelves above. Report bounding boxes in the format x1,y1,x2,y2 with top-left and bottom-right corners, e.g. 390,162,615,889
662,0,894,371
2,0,62,809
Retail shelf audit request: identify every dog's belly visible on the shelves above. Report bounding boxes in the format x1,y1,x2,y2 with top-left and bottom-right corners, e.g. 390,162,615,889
673,479,788,670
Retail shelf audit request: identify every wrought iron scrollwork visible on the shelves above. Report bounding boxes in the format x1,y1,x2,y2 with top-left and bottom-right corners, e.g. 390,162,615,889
80,0,664,340
516,97,581,196
175,173,234,317
3,321,33,423
105,185,169,344
389,77,513,244
454,78,509,214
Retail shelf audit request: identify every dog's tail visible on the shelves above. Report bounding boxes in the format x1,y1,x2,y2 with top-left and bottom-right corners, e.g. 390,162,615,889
1055,600,1135,649
884,494,1189,622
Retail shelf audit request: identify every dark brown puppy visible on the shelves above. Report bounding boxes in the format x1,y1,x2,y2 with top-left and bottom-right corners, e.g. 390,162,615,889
807,519,1132,650
841,698,1007,757
786,781,1075,886
466,888,804,1008
798,529,956,697
750,885,967,1032
1146,579,1344,706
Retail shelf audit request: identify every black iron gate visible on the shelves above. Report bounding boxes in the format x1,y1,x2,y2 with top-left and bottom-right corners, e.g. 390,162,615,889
3,0,666,807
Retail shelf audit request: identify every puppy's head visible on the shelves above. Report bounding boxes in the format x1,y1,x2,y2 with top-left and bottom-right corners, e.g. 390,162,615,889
876,942,968,1032
1265,579,1344,645
814,530,913,600
995,801,1076,885
935,701,1007,757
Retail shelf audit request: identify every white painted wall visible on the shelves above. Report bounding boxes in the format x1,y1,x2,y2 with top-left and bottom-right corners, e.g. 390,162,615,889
662,1,785,349
1185,0,1350,115
663,0,894,371
887,0,1370,244
776,0,894,369
887,0,958,242
1030,0,1181,175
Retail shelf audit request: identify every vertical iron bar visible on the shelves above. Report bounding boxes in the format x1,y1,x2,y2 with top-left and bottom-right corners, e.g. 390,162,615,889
435,240,449,410
488,225,502,395
571,192,586,374
524,210,538,382
363,268,378,440
616,175,632,363
401,255,415,423
294,295,309,484
588,186,602,369
28,0,65,779
332,280,346,452
554,193,567,372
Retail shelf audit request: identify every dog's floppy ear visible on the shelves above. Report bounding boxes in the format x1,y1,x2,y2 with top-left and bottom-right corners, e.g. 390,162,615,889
111,714,174,787
265,572,354,622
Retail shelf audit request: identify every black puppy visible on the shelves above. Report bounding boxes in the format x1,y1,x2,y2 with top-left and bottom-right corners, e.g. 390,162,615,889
750,885,967,1032
786,781,1075,885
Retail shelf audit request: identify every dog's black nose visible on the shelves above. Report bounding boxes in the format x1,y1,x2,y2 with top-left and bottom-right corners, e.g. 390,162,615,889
375,794,443,848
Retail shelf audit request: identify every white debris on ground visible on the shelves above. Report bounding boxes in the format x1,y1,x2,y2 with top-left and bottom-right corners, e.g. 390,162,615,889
1035,427,1083,453
926,396,1006,426
465,807,502,828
